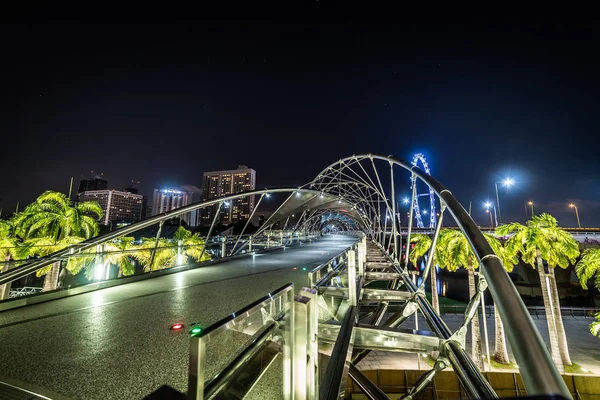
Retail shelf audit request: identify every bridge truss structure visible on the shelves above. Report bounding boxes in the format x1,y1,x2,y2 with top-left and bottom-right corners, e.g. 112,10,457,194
0,154,571,399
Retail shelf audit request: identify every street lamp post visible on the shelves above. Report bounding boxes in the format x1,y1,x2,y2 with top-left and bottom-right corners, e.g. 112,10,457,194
569,203,581,228
484,201,497,227
494,178,514,224
528,201,534,217
486,209,493,229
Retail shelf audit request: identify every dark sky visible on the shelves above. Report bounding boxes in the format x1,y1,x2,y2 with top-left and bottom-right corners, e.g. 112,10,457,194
1,4,599,227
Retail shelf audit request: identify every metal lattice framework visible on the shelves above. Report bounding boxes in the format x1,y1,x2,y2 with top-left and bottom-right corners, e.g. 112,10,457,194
411,153,436,228
0,154,572,400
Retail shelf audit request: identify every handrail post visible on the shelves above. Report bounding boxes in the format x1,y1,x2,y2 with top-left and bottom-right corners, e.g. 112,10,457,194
348,249,357,306
188,335,207,400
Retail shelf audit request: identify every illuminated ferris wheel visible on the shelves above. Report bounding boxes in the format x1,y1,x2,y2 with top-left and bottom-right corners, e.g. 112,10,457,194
411,153,437,228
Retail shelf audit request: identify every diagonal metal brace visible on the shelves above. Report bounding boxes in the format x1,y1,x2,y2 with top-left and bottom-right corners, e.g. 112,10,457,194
400,355,450,400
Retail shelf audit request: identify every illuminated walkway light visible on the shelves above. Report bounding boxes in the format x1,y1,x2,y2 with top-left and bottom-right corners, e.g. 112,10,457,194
170,323,184,331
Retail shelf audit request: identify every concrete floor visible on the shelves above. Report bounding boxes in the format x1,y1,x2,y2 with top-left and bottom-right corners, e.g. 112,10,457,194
0,235,357,400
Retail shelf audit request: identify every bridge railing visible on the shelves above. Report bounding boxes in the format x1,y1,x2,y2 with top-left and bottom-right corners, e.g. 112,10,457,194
0,227,321,305
437,304,600,319
188,283,296,400
186,237,361,400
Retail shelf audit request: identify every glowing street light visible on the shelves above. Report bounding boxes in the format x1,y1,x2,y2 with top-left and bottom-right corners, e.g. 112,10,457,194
569,203,581,228
485,209,493,229
494,177,514,224
402,197,410,205
484,201,498,227
527,201,534,217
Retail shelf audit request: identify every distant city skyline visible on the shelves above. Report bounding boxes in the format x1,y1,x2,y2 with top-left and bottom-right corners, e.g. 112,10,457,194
1,6,598,226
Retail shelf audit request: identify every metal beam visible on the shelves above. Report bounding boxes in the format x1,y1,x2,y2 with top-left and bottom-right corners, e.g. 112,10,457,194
319,324,440,353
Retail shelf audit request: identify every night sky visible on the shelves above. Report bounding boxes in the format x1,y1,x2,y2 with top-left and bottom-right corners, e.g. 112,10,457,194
1,4,599,227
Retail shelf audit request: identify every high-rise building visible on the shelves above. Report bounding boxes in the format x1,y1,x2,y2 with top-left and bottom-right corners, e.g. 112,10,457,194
200,165,256,225
77,177,108,196
80,189,144,226
151,188,193,224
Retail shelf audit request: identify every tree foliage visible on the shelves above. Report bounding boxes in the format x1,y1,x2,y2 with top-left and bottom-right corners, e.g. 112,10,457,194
575,248,600,290
496,213,579,269
14,191,102,241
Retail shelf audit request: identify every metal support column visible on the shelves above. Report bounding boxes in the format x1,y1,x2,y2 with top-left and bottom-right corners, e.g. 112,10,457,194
231,194,264,255
419,202,446,290
199,201,223,261
148,221,164,272
405,172,417,271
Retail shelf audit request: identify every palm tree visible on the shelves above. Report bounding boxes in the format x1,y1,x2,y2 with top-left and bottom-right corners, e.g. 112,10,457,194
436,229,484,370
133,227,210,272
13,191,102,291
497,213,579,371
173,227,211,264
14,191,102,240
575,248,600,339
409,234,439,314
26,236,85,291
72,237,140,281
484,234,518,364
0,219,27,300
104,237,137,277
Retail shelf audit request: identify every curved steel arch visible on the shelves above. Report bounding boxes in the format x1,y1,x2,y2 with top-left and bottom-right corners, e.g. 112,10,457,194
297,210,360,233
302,153,569,397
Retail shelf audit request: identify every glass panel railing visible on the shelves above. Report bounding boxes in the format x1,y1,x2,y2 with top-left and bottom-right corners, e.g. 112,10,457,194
188,283,295,400
0,230,319,303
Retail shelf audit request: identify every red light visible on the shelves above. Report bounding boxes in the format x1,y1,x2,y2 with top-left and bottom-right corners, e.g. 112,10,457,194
293,267,297,270
170,323,184,330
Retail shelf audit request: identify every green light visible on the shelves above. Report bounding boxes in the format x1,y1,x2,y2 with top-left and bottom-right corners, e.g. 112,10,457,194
302,267,307,271
189,326,203,336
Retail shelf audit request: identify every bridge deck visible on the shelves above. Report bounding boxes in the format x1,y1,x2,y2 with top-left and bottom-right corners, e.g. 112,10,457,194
0,235,357,400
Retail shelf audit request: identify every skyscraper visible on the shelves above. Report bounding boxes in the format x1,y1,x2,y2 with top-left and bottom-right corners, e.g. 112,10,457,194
200,165,256,225
151,188,193,224
80,189,144,225
77,177,108,196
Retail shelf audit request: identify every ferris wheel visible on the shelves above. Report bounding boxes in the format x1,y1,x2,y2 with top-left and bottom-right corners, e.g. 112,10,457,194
411,153,437,228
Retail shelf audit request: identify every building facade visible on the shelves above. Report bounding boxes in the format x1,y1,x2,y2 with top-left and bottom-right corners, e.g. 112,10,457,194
80,189,144,226
77,177,108,198
151,188,193,225
200,165,256,225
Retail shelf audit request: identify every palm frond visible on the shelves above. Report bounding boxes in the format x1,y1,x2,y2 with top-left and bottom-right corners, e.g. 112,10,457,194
76,201,104,220
591,313,600,339
409,234,432,266
575,248,600,290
